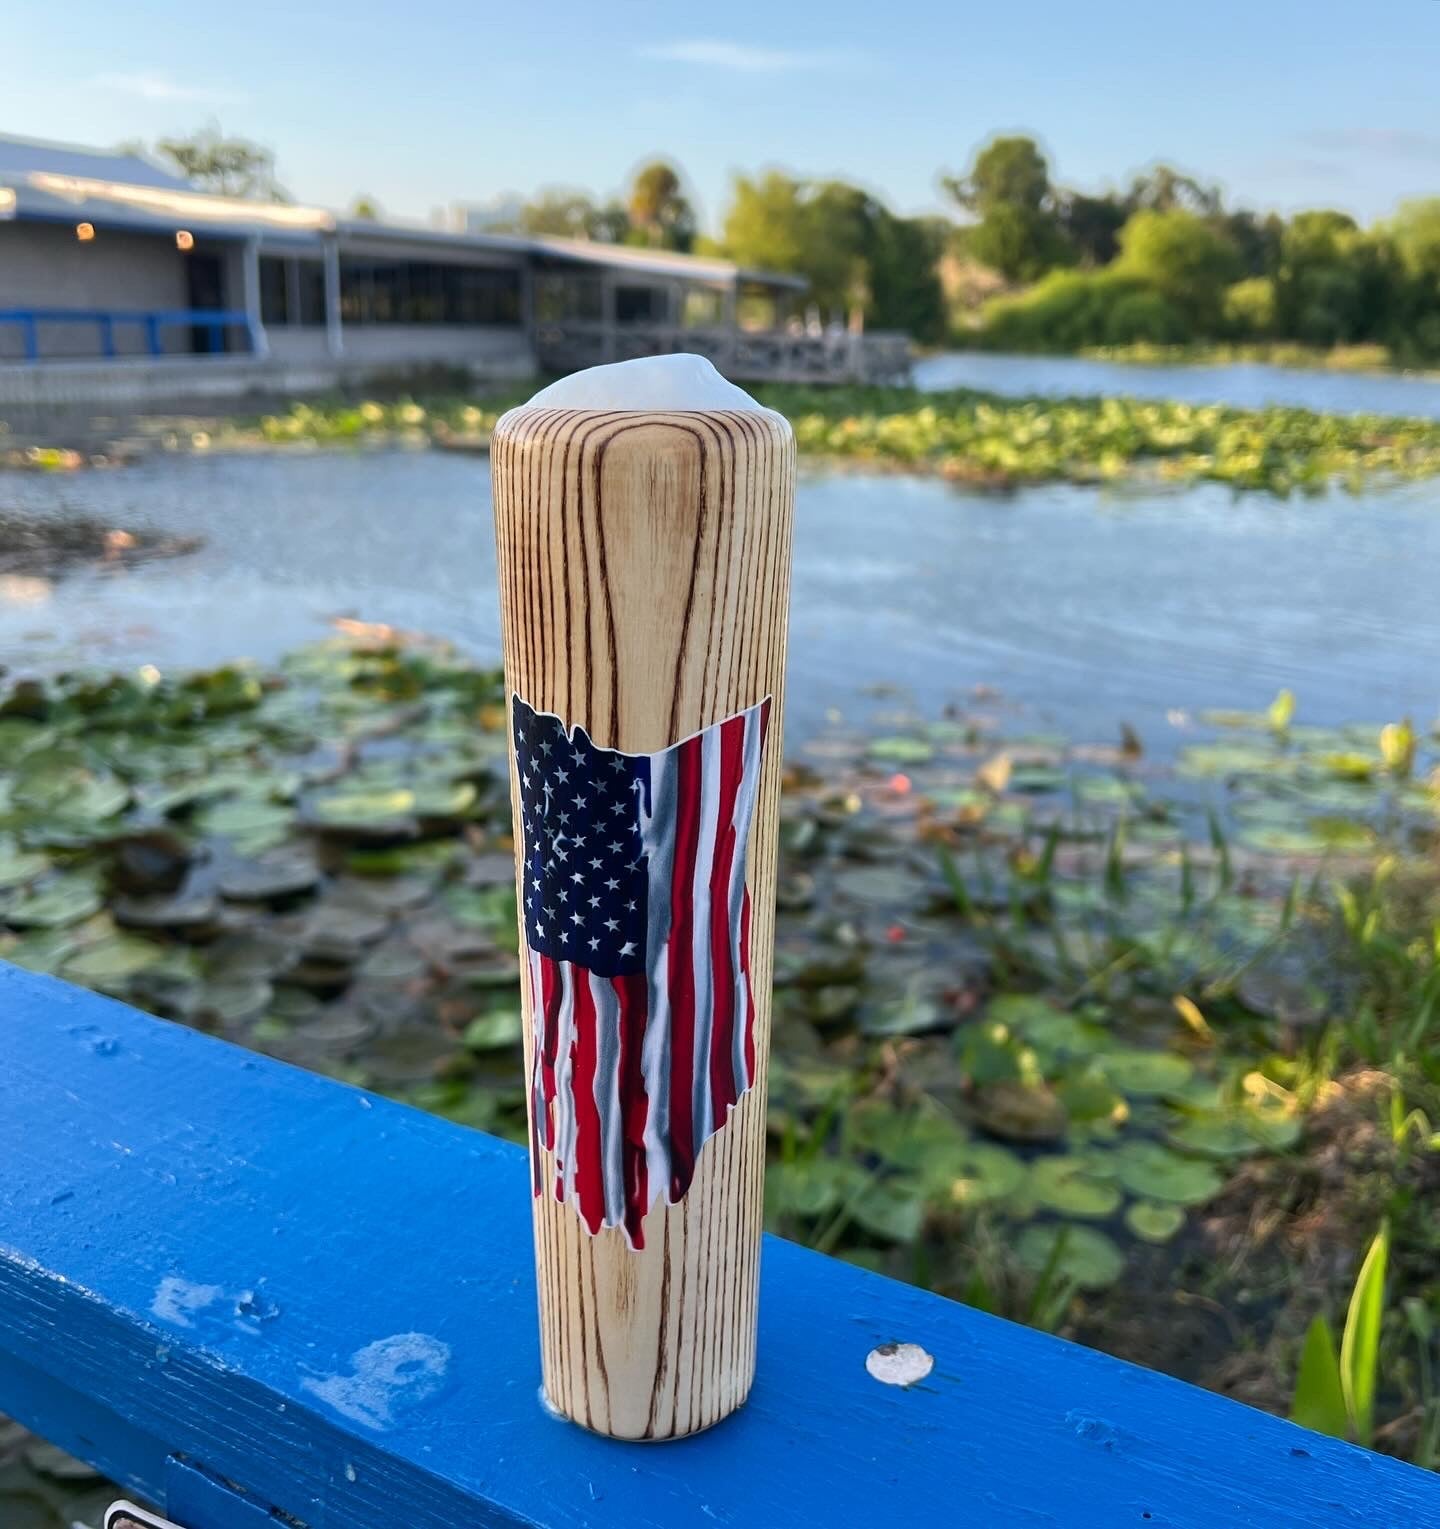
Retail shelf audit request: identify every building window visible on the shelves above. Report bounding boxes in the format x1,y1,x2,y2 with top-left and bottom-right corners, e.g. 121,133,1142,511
615,285,666,325
682,287,725,329
535,273,603,323
260,257,290,324
339,260,521,326
297,262,327,325
260,256,328,326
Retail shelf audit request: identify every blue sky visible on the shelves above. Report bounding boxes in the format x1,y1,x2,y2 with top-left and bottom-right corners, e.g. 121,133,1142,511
5,0,1438,228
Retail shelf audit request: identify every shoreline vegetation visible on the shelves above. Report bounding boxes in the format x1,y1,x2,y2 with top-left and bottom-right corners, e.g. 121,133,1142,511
0,630,1437,1467
943,339,1434,377
10,383,1440,497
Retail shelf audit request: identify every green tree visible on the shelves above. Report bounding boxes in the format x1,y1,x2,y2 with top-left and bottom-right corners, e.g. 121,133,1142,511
942,136,1070,282
626,161,696,252
721,172,809,276
1124,164,1222,218
1386,199,1440,356
865,212,948,344
588,201,632,244
1390,198,1440,284
720,172,944,340
1059,192,1128,267
348,194,381,220
1274,211,1383,346
507,190,626,242
944,135,1052,216
799,181,877,313
1114,209,1241,331
1223,276,1277,338
155,127,288,201
1221,210,1285,279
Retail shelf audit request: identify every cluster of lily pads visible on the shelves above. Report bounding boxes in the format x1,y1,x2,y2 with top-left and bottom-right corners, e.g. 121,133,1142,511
761,690,1438,1299
247,396,517,450
759,385,1440,495
39,383,1440,499
0,641,528,1117
2,634,1434,1323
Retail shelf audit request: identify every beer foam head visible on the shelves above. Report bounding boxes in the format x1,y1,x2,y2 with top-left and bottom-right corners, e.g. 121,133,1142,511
522,353,768,412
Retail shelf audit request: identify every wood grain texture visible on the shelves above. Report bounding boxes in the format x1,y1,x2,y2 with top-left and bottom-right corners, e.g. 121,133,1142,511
491,404,795,1439
4,963,1439,1529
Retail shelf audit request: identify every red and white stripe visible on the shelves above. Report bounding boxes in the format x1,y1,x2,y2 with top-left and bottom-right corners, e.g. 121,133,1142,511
526,698,770,1249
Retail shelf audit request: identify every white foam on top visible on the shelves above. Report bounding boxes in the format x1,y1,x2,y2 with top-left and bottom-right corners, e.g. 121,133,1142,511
522,353,768,412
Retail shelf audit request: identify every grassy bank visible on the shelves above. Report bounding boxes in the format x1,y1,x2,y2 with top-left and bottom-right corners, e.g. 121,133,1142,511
11,382,1440,496
1076,341,1409,373
1,631,1436,1466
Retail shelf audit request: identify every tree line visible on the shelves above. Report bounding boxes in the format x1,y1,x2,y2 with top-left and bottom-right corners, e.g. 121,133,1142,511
952,136,1440,361
146,129,1440,358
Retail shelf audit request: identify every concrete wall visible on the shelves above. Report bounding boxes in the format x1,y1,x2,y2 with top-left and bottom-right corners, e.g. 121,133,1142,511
265,328,331,364
263,323,534,374
0,221,198,359
0,341,539,411
332,325,533,371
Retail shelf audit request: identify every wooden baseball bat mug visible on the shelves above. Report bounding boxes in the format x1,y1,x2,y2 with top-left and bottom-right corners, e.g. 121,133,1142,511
491,353,796,1439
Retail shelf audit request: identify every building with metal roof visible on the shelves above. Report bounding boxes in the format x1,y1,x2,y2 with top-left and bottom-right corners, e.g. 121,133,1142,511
0,133,908,403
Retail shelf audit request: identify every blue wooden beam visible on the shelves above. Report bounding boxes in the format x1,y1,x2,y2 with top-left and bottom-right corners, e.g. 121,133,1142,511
0,962,1435,1529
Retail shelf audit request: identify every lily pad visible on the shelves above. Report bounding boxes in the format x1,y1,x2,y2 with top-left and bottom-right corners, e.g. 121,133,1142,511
849,1180,926,1242
1016,1224,1125,1290
462,1009,524,1050
302,905,390,961
1029,1156,1123,1218
1177,741,1286,779
860,989,945,1037
7,877,104,929
1126,1201,1186,1244
113,890,220,930
196,798,294,854
194,977,275,1027
988,995,1107,1058
1008,765,1067,793
1055,1068,1127,1124
306,786,419,838
868,736,934,765
832,861,928,905
767,1157,862,1221
219,854,320,901
0,845,48,890
1099,1049,1194,1097
2,926,83,972
410,780,479,820
1108,1142,1223,1205
1166,1112,1264,1159
62,933,164,988
12,761,130,822
942,1142,1027,1208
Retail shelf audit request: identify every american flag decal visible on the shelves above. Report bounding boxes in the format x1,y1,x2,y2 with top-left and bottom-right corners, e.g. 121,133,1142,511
513,693,771,1249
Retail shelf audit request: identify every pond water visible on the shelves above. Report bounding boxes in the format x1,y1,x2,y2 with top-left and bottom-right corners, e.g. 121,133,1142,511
915,351,1440,419
3,447,1438,753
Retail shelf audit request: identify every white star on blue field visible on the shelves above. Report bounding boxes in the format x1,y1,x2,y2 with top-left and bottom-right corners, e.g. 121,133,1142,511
514,698,651,979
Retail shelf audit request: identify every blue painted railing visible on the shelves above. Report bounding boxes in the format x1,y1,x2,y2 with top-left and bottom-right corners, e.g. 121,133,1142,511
1,960,1436,1528
0,307,255,361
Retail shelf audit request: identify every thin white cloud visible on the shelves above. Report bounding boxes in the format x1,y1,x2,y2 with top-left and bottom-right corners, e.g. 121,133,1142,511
640,40,858,74
93,71,249,107
1298,128,1440,163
